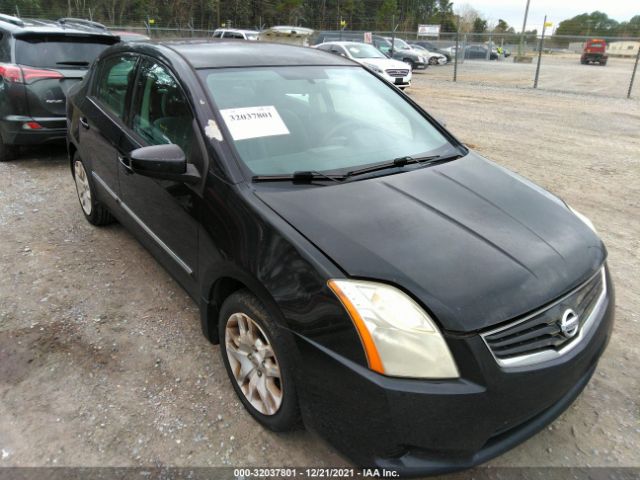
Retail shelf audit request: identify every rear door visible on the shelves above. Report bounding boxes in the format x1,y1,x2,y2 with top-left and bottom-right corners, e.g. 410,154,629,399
14,34,117,118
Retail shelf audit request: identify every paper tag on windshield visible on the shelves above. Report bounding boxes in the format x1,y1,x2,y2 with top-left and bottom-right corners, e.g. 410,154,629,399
220,106,290,141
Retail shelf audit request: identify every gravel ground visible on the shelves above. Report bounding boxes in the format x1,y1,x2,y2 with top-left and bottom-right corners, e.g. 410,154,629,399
425,54,639,99
0,74,638,477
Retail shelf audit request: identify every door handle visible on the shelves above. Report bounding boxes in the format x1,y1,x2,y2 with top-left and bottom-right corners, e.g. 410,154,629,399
79,116,90,129
118,155,133,174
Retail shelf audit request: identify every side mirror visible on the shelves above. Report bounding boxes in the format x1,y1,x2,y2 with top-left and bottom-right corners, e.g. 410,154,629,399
128,144,201,184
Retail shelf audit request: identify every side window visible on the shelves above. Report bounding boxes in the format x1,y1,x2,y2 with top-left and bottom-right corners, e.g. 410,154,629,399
0,34,10,63
213,31,223,38
131,60,195,157
94,55,137,120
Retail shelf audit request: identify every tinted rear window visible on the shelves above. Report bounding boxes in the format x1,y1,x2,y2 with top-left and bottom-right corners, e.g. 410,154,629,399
15,35,115,68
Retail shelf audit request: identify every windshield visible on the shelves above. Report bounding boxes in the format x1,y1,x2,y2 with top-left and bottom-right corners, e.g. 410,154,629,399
15,35,115,68
388,38,411,49
201,66,454,176
345,43,386,59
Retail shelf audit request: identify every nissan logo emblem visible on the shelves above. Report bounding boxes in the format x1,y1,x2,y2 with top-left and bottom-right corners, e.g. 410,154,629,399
559,309,580,339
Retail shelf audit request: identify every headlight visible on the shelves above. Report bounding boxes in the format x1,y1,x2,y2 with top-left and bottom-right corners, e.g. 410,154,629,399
328,279,459,379
568,205,597,233
363,63,383,74
419,56,426,63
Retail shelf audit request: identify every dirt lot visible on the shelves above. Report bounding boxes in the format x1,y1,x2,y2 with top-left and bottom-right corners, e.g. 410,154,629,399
0,73,639,477
425,54,639,98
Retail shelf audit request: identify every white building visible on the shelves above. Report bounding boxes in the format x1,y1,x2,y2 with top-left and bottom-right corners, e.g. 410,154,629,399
607,41,640,57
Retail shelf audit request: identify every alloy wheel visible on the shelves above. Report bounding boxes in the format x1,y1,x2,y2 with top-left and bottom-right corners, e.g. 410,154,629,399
225,312,283,415
74,160,92,215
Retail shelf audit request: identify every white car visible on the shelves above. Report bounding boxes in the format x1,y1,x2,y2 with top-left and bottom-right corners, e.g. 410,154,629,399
213,29,259,40
315,41,412,89
410,44,448,65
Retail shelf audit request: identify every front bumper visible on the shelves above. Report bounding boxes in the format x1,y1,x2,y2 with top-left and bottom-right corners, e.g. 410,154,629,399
0,115,67,146
383,74,411,88
294,268,615,476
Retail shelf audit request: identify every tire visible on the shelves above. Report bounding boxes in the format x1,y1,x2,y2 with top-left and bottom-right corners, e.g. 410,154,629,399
219,290,301,432
428,56,439,65
0,137,17,162
72,153,114,226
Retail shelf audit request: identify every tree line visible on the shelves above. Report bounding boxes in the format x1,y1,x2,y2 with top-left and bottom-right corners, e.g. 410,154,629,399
1,0,460,32
1,1,638,38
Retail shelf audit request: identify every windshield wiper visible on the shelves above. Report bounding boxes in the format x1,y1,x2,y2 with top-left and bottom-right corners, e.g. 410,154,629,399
56,61,90,66
252,170,347,184
344,154,442,178
251,154,463,184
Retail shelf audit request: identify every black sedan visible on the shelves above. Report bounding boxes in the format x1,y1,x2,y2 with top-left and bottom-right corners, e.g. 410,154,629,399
66,40,614,476
463,44,499,60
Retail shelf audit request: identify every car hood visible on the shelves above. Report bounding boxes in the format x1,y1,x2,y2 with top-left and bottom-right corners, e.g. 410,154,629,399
255,153,606,332
358,57,411,70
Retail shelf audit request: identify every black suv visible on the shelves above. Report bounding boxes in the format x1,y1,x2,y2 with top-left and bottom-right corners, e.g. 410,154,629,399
0,14,118,160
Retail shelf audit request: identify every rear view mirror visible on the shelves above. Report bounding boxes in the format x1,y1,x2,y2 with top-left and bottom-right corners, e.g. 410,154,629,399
128,144,201,184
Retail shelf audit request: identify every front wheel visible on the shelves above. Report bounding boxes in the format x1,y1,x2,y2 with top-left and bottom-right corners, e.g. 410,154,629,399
73,154,114,226
219,290,301,431
428,56,439,65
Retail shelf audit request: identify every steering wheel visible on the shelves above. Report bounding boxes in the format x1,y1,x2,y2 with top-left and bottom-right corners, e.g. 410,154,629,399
321,119,367,144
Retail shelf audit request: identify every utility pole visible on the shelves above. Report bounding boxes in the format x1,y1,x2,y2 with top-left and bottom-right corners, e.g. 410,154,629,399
518,0,531,57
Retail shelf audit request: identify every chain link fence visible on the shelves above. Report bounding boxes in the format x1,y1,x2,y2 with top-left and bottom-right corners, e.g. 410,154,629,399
2,5,639,100
131,26,639,100
377,31,640,99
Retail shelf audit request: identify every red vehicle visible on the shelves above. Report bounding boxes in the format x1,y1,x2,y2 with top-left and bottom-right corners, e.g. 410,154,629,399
580,38,608,65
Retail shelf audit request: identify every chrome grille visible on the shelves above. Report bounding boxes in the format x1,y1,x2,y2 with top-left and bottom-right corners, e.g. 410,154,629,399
385,69,409,77
482,268,606,367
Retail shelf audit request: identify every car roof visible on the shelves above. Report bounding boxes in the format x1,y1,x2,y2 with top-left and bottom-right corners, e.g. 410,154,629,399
215,28,259,34
321,41,371,47
152,40,356,69
0,15,115,38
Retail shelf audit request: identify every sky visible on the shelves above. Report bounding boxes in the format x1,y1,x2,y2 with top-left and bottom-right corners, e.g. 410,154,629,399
457,0,639,33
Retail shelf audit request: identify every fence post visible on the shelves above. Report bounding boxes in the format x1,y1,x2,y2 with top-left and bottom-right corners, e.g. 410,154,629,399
453,30,459,82
628,45,640,99
533,15,547,89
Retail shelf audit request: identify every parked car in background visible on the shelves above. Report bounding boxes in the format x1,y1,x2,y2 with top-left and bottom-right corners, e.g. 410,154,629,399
213,28,259,40
462,45,499,60
581,38,608,65
315,41,412,89
112,30,151,42
409,40,452,62
375,36,427,70
0,14,118,161
311,33,428,70
258,26,314,46
408,44,447,65
67,39,614,477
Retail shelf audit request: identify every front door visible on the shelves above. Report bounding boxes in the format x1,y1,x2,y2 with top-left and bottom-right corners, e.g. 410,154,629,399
81,53,137,200
118,58,202,295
